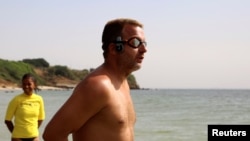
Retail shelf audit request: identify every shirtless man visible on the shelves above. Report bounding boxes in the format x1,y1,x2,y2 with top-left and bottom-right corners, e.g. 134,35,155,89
42,18,147,141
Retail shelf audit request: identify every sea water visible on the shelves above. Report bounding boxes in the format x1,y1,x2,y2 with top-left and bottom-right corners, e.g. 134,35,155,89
0,89,250,141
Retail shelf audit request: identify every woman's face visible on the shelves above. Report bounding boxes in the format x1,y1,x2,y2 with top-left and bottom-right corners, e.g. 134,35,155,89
22,77,36,95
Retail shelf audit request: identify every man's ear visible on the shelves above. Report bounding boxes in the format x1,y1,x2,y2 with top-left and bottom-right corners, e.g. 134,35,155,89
109,43,118,55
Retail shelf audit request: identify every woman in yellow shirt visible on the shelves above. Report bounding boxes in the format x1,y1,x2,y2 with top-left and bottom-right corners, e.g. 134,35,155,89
5,73,45,141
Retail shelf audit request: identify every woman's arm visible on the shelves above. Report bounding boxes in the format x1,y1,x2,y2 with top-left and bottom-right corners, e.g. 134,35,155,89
5,120,14,133
38,120,43,128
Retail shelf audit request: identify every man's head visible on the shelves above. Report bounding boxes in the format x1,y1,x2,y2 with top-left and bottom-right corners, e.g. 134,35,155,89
102,18,144,58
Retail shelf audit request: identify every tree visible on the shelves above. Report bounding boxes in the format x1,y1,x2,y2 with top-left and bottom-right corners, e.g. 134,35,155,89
23,58,50,68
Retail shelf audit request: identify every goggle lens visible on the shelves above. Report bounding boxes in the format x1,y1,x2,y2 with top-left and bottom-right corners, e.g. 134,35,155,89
127,37,147,48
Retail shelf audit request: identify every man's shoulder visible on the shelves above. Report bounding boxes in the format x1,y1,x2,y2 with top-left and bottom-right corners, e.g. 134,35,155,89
74,73,112,97
84,72,111,87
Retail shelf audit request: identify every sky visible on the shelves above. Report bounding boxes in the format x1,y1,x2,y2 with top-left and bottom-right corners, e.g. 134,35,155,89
0,0,250,89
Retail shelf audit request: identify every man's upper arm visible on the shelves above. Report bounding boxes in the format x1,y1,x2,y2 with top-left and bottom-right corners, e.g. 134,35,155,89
43,78,109,139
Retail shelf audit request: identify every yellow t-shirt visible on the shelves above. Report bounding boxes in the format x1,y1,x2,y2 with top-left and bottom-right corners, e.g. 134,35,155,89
5,93,45,138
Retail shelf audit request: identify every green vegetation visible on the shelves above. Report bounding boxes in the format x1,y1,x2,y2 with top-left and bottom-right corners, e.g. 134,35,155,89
0,59,36,83
0,58,140,89
22,58,49,68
